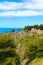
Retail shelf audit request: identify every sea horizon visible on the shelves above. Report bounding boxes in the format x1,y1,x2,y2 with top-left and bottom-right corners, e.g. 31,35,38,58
0,28,24,33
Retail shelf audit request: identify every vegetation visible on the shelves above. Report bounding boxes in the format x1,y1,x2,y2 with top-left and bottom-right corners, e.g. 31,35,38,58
0,33,21,65
0,25,43,65
24,24,43,31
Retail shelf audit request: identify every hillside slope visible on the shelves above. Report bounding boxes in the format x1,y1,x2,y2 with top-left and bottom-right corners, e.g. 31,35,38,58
0,29,43,65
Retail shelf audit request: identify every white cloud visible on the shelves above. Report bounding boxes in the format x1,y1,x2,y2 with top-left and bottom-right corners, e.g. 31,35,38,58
23,0,43,10
0,0,43,16
0,2,24,10
0,10,43,17
0,0,43,10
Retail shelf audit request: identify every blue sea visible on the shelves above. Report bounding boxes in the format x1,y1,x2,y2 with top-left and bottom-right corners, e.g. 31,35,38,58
0,28,24,33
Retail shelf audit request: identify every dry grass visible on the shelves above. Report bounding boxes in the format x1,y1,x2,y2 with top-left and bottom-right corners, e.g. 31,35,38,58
30,58,43,65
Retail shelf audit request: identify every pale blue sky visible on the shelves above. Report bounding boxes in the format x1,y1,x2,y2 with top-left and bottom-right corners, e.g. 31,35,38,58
0,0,43,28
